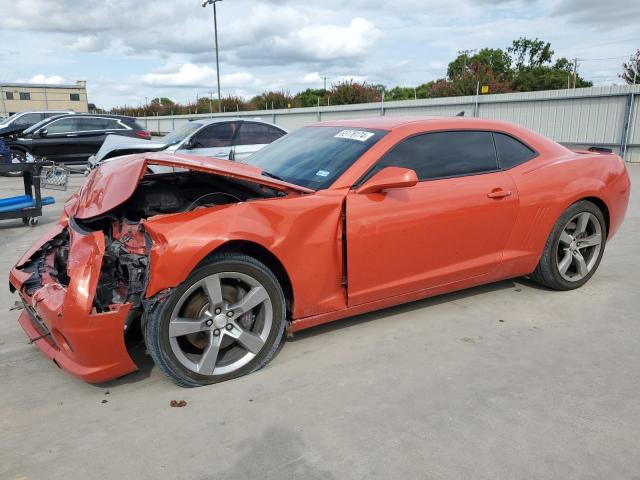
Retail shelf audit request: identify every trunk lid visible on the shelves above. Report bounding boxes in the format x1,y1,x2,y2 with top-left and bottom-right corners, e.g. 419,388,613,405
74,152,313,220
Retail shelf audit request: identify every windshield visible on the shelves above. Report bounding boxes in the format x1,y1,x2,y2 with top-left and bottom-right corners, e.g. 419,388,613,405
161,122,203,146
243,126,387,190
1,112,24,125
22,116,64,135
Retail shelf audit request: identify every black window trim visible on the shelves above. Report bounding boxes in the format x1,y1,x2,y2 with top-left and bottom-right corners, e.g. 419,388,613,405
39,116,132,135
353,128,540,188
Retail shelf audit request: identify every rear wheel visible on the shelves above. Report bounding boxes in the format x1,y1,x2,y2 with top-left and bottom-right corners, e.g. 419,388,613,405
531,200,606,290
145,253,287,387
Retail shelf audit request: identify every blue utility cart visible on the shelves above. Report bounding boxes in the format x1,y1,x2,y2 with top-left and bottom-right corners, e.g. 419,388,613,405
0,162,56,226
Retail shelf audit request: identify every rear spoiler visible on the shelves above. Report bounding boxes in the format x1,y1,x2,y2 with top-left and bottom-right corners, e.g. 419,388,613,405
572,146,614,155
587,146,613,153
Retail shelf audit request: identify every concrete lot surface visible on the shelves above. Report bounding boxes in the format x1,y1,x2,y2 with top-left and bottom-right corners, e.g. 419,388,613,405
1,167,639,480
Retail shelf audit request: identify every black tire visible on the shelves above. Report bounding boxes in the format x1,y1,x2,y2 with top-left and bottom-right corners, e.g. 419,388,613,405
530,200,607,290
144,253,287,387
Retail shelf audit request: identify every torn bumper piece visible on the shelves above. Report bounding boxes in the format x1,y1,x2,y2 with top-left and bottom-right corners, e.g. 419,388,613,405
9,225,137,383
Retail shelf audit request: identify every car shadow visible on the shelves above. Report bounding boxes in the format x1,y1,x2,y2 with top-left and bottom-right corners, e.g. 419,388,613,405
288,278,531,342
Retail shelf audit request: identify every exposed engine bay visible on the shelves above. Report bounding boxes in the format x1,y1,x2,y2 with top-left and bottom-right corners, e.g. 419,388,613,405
17,170,281,317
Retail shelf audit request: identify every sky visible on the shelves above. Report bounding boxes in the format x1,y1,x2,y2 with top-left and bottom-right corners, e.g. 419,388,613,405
1,0,638,109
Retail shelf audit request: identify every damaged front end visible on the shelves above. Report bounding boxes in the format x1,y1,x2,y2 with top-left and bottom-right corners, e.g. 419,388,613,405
10,223,140,382
9,153,309,383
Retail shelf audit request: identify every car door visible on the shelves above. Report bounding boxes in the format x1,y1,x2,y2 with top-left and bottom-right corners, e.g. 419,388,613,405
232,122,286,160
28,116,82,162
179,122,239,159
70,117,116,162
345,130,520,306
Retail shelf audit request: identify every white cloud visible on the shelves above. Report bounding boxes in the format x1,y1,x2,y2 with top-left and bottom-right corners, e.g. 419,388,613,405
27,74,66,84
303,72,322,84
293,18,382,61
333,74,369,84
67,35,109,52
142,64,256,89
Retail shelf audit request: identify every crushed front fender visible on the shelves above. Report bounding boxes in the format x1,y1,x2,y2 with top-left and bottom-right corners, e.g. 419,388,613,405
9,225,137,383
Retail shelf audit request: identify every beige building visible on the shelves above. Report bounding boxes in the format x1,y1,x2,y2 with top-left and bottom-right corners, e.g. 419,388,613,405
0,80,88,117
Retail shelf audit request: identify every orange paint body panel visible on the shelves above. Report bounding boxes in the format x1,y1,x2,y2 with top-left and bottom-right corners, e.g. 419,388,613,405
8,116,631,383
10,222,136,383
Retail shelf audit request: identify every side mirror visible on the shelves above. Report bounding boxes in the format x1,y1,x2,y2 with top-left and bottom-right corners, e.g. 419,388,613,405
38,128,48,137
356,167,418,194
182,138,196,150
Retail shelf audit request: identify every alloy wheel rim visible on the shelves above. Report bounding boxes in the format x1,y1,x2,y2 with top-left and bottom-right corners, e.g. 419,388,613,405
168,271,272,376
556,212,602,282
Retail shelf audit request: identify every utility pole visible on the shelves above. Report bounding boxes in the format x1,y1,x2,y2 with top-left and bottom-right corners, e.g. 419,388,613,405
208,91,213,113
202,0,223,112
572,57,579,89
322,76,328,92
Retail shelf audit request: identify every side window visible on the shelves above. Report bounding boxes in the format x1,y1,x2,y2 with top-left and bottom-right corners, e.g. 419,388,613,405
367,131,498,182
191,122,238,148
5,92,14,100
70,93,81,101
45,118,78,134
76,118,110,131
493,132,537,169
235,123,284,145
108,119,128,130
19,92,31,100
14,113,43,126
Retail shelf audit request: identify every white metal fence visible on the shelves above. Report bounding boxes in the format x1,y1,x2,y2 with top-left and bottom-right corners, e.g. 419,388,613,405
138,85,640,162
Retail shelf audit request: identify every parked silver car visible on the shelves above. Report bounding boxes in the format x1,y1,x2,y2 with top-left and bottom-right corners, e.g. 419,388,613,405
87,118,287,171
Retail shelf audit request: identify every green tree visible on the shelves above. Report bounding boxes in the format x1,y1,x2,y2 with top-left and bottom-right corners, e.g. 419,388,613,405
386,86,417,100
249,90,295,110
620,50,640,84
508,37,554,69
448,48,511,79
328,81,381,105
294,88,326,107
151,97,175,106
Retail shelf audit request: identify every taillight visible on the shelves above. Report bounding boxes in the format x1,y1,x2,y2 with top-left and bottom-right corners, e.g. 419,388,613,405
135,130,151,140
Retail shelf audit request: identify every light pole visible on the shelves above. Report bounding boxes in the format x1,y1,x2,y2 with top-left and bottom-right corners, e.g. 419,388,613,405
202,0,222,113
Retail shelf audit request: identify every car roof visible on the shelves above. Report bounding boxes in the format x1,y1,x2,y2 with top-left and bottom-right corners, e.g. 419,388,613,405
16,110,73,114
40,113,137,121
313,115,533,133
193,117,285,129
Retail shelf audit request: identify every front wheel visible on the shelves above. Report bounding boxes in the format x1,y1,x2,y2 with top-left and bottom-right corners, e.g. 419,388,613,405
144,253,287,387
530,200,606,290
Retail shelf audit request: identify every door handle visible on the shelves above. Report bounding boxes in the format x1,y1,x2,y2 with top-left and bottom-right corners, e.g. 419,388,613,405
487,189,512,199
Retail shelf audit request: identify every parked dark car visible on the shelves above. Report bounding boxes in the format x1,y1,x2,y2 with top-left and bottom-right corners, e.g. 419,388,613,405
7,114,151,165
0,110,75,138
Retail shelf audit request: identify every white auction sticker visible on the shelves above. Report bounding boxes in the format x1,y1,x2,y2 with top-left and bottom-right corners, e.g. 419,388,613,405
315,170,330,177
334,129,375,142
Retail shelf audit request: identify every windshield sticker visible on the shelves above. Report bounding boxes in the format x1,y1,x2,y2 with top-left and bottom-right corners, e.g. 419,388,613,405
334,129,375,142
315,170,330,177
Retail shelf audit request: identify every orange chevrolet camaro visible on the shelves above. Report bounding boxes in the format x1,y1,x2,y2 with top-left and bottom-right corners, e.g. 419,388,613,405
9,117,631,387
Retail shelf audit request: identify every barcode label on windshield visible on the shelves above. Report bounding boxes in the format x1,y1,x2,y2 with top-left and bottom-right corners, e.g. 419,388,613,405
334,130,374,142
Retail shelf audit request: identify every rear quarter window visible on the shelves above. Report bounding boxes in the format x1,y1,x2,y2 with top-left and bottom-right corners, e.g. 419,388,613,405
493,132,537,169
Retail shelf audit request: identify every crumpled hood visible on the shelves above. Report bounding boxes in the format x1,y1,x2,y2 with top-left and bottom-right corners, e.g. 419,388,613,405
73,152,313,220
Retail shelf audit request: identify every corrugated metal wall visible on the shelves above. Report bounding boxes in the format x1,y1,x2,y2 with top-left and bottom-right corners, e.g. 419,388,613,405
138,85,640,162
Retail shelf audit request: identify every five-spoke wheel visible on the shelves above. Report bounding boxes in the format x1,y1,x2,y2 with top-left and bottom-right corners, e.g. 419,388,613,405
531,200,607,290
145,253,286,387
